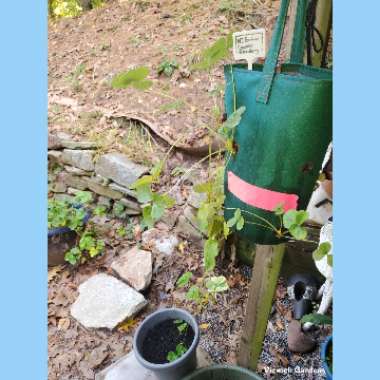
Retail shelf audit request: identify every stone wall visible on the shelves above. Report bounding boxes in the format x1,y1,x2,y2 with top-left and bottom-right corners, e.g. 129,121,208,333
48,132,147,215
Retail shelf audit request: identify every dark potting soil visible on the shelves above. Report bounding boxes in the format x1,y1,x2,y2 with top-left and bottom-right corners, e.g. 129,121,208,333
141,319,195,364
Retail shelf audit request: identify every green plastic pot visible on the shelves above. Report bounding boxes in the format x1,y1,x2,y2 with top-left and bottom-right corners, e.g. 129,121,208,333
181,365,264,380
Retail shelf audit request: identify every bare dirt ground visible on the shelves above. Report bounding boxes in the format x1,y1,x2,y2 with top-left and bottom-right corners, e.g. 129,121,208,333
48,0,281,153
48,1,331,379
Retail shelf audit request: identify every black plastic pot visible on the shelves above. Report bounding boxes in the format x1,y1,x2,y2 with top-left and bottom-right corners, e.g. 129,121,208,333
134,308,200,380
321,335,332,380
181,364,264,380
47,207,90,266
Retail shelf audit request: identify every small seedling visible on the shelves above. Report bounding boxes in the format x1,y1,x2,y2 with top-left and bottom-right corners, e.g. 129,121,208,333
157,60,179,77
93,205,107,217
113,202,126,218
176,271,193,288
116,225,127,238
312,241,332,267
166,343,188,362
130,161,175,229
50,0,82,18
48,191,105,265
174,319,188,334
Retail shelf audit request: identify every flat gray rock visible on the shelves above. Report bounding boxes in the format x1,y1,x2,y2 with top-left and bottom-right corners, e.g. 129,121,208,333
109,182,138,199
86,178,123,200
61,149,95,171
187,189,206,209
70,273,147,330
119,197,141,211
48,150,62,163
64,165,92,176
48,132,97,150
95,153,149,188
57,172,88,190
176,215,203,242
111,247,152,291
95,347,212,380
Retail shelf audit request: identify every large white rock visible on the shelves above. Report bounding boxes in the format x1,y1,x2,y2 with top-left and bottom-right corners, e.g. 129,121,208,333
71,274,147,330
95,153,149,188
111,247,152,291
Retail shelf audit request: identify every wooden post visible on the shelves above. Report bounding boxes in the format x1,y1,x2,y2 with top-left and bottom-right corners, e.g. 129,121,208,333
238,244,285,370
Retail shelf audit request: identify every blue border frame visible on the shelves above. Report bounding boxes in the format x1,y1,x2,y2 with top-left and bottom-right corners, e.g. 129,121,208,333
1,1,380,379
0,1,47,379
334,1,380,379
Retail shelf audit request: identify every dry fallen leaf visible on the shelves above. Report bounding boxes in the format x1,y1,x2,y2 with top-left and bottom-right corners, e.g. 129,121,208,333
275,302,286,316
58,318,71,330
285,309,293,322
118,318,137,332
275,351,289,367
275,318,284,331
199,323,209,330
178,241,186,254
48,266,62,283
276,284,287,299
88,346,109,369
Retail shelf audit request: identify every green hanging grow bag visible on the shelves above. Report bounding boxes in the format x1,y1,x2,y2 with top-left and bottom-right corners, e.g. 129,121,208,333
224,0,332,244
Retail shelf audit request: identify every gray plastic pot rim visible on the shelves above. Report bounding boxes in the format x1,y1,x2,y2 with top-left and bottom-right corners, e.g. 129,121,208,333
133,307,200,371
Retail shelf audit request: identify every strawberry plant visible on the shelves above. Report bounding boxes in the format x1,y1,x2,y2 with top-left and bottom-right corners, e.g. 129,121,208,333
157,60,179,77
48,191,105,265
166,343,188,362
130,161,175,229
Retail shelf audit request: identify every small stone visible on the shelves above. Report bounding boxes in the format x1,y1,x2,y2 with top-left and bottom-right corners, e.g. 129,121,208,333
57,172,88,190
92,174,111,186
176,215,203,241
48,133,65,149
61,149,95,171
48,150,62,163
86,178,123,200
53,194,75,203
64,165,92,176
61,140,97,150
119,197,141,212
183,205,200,228
70,273,147,330
111,247,152,291
160,209,181,229
142,228,179,256
97,196,112,209
287,320,316,353
95,153,149,188
49,132,97,150
109,182,138,199
67,187,83,195
125,209,141,216
187,189,206,209
51,181,67,193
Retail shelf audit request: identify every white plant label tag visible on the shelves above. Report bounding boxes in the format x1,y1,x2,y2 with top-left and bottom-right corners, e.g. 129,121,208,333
233,29,266,70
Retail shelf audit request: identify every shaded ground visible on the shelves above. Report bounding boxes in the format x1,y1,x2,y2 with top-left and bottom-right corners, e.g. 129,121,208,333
48,0,282,153
48,1,331,379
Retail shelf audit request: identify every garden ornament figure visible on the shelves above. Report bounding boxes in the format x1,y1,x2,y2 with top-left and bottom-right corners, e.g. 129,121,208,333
287,274,318,320
303,222,333,331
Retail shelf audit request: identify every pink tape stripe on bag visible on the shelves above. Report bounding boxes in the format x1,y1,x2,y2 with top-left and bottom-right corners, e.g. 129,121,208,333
227,171,299,212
